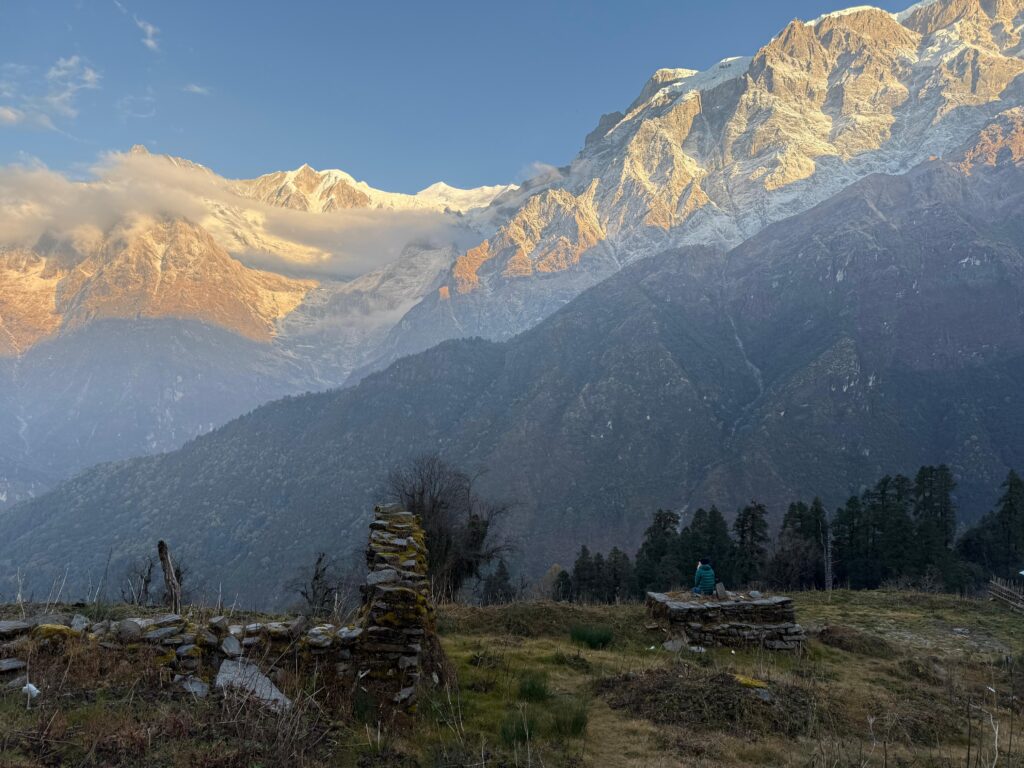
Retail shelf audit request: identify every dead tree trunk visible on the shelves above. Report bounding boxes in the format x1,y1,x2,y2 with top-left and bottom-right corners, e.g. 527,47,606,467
158,540,182,614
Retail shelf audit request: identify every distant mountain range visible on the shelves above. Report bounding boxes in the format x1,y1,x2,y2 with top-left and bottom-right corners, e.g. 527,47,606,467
2,104,1023,605
2,0,1024,604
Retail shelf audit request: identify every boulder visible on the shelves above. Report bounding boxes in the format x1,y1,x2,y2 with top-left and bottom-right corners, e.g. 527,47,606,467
215,660,291,711
116,619,146,642
0,658,27,674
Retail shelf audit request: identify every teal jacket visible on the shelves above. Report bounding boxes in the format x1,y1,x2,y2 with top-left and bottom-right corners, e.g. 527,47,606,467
694,564,716,595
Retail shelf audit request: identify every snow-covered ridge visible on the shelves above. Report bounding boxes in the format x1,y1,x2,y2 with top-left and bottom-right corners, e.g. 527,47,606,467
235,162,516,215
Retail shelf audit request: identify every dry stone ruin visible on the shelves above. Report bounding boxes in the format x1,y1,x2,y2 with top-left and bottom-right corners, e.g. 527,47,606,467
646,591,806,651
0,503,448,716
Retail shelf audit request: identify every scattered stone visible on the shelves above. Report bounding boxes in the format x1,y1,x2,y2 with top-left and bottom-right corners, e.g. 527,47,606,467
197,630,219,647
143,626,181,643
220,635,242,658
116,619,145,642
266,622,290,639
662,638,686,653
176,675,209,698
176,644,200,658
0,621,30,639
215,660,291,711
70,615,90,633
152,614,182,628
5,674,27,690
0,658,27,674
749,590,763,599
393,686,416,705
208,616,229,633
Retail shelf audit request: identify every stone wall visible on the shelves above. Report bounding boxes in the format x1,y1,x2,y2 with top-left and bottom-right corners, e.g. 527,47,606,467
341,503,449,711
646,592,806,651
0,503,448,715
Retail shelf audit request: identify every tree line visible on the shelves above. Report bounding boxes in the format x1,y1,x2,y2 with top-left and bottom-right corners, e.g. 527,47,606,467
554,466,1024,602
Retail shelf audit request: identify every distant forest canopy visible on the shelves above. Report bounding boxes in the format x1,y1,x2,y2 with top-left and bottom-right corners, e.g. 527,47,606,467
549,466,1024,603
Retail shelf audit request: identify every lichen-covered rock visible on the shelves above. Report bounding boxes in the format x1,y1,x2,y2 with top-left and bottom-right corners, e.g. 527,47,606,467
32,624,77,641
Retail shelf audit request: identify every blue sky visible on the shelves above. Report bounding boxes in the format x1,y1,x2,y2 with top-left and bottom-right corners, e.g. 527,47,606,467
1,0,914,192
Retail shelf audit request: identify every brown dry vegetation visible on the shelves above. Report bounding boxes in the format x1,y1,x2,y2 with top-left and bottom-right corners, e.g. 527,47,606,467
0,590,1022,767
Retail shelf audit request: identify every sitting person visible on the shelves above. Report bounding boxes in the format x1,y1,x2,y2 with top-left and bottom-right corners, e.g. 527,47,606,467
692,558,716,596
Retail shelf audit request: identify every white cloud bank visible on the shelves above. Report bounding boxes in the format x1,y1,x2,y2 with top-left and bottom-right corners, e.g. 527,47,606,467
0,151,466,280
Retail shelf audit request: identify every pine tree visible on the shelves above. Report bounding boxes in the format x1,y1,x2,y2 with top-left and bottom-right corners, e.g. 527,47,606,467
688,505,736,585
481,560,516,605
832,495,870,588
634,509,681,592
912,465,959,587
733,501,769,585
551,569,573,602
769,498,828,589
959,469,1024,579
605,547,637,601
571,546,596,602
592,552,610,602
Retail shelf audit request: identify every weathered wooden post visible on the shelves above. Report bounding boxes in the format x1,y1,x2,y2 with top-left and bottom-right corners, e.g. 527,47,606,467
158,540,182,614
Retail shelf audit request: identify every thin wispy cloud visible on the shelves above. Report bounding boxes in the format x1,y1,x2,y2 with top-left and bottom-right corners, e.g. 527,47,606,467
0,56,101,130
182,84,210,96
0,106,25,125
135,17,160,52
118,90,157,120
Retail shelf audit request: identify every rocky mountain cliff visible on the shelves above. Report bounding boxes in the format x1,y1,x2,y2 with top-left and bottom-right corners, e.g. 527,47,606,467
367,0,1024,370
2,0,1023,543
3,109,1022,606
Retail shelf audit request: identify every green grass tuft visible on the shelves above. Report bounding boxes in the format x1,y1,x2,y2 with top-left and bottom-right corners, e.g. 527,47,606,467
517,671,551,702
570,623,613,649
547,696,589,738
500,707,539,745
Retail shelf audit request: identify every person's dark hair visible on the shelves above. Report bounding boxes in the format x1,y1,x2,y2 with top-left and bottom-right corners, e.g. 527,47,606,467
699,558,712,566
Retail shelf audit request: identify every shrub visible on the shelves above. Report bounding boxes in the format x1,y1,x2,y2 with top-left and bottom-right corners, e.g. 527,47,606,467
548,697,589,738
570,623,613,649
517,671,551,702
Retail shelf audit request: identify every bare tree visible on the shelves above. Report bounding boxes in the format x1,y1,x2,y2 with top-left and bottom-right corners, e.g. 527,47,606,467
286,552,341,618
120,556,155,606
385,454,511,601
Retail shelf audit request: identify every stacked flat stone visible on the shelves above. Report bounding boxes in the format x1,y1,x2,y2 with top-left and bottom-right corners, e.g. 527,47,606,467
346,503,436,710
646,592,806,650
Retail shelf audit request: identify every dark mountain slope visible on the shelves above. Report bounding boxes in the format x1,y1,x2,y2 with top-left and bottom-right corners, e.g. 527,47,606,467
3,119,1024,606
